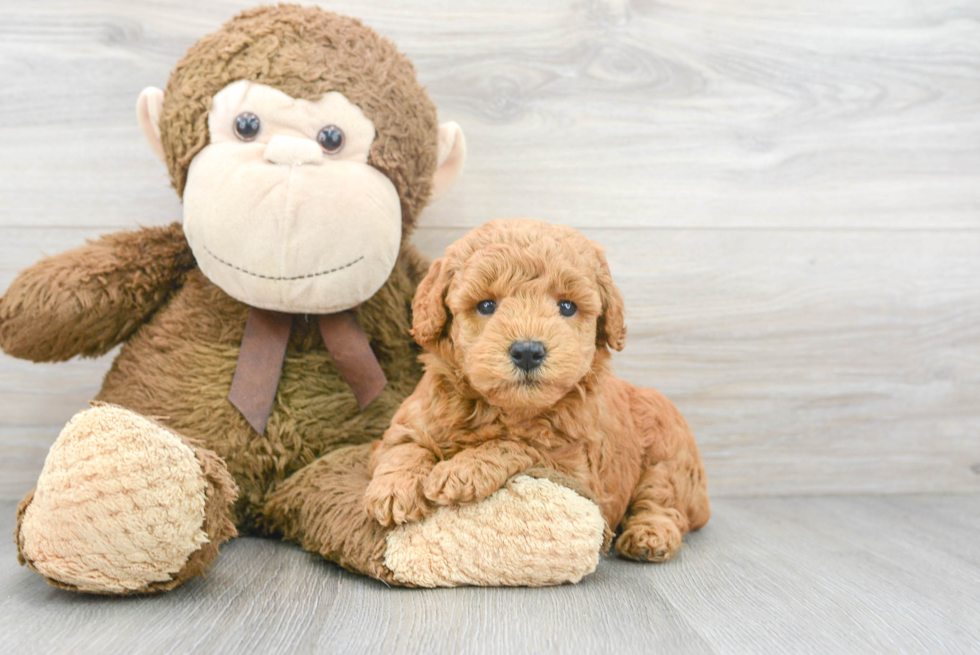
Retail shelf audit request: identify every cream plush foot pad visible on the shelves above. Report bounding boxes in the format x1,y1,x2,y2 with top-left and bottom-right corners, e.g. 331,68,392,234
18,405,209,593
384,475,605,587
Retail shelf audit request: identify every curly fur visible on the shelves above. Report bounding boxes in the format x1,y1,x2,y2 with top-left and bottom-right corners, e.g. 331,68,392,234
365,219,711,562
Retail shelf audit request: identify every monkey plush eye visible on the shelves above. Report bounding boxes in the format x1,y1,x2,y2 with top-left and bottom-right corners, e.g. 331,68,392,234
476,300,497,316
317,125,345,153
558,300,577,317
233,112,261,141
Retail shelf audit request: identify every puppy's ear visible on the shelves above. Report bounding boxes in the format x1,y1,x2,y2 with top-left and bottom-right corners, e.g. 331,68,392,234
594,245,627,351
411,257,453,348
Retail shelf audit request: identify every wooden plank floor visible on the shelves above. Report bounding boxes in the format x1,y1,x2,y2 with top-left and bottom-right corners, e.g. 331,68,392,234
1,496,977,654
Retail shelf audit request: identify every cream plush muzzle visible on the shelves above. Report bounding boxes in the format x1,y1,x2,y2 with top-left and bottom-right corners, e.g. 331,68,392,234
180,81,402,314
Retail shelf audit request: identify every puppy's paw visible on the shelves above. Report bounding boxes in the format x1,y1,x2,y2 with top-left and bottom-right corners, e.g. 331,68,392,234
364,472,432,527
615,516,683,563
423,458,508,506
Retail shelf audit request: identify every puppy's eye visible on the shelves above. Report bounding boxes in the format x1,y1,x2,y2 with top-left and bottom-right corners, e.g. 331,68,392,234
476,300,497,316
233,112,261,141
558,300,577,317
317,125,345,153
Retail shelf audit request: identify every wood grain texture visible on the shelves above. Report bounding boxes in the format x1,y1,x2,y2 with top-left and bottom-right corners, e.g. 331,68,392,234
1,0,978,230
2,227,979,499
1,0,979,499
1,496,977,654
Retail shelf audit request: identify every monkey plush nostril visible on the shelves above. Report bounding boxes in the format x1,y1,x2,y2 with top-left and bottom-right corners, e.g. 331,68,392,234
509,340,547,373
263,135,323,166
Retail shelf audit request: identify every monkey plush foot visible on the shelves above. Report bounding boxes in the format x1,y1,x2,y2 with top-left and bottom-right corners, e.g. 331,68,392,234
15,404,237,594
384,474,606,587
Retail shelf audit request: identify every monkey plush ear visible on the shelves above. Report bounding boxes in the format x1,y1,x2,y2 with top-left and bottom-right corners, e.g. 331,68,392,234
411,257,453,348
137,87,166,164
430,122,467,202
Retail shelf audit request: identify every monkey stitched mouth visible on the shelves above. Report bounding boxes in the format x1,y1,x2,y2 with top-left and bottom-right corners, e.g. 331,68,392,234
203,245,364,281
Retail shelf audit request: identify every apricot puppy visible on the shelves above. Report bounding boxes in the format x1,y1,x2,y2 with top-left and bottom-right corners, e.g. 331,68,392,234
364,219,710,562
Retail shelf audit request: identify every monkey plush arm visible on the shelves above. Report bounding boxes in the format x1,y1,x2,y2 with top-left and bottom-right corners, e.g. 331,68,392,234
0,222,195,362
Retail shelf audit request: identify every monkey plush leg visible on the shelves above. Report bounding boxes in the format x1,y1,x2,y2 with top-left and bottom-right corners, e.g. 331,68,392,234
262,447,607,587
15,404,237,594
387,468,609,587
262,444,397,582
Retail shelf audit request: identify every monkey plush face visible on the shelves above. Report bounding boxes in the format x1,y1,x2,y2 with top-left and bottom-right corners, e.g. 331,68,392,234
179,80,402,313
135,6,466,314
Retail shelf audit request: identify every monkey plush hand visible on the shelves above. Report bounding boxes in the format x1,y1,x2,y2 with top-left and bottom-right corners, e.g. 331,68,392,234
0,5,604,593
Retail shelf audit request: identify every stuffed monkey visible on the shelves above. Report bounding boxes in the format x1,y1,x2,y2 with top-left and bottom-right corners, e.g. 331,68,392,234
1,5,605,593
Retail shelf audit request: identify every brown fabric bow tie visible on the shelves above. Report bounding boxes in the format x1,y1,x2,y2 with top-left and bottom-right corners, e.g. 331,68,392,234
228,308,387,435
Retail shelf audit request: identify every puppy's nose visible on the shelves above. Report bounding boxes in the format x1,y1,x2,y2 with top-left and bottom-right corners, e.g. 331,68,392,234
510,340,546,372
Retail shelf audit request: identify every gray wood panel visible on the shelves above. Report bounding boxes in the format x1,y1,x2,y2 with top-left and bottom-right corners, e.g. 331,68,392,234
2,0,978,231
1,496,977,654
2,227,978,499
1,0,979,498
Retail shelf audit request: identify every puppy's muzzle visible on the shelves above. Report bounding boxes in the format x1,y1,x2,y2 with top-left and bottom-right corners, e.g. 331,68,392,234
510,340,546,373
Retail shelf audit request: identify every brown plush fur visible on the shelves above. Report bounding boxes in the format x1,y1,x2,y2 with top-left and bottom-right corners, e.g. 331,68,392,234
161,4,438,231
2,224,429,532
365,219,711,561
1,5,446,592
93,232,430,533
262,443,402,584
0,223,195,362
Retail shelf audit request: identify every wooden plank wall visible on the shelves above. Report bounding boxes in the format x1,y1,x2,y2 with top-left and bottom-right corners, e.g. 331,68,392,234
1,0,978,499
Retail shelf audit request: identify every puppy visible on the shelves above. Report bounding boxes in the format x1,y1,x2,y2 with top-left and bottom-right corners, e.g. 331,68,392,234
364,219,710,562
